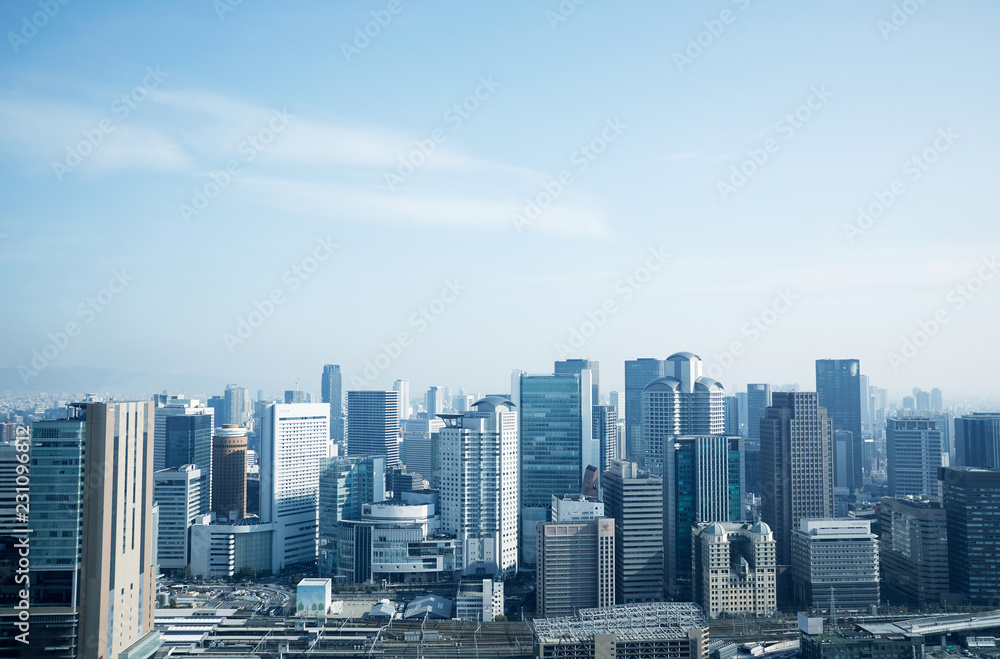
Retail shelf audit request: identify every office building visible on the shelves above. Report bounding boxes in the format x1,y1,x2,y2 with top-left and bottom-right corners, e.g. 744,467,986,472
693,521,776,618
322,364,345,444
724,395,740,436
400,416,444,482
663,434,745,599
318,455,386,573
592,404,619,473
940,467,1000,604
189,517,276,579
393,378,411,420
930,388,943,414
153,465,203,571
513,369,595,553
955,413,1000,470
212,424,248,520
536,516,615,618
260,402,329,572
624,358,668,465
815,359,863,490
153,394,214,471
533,602,708,659
555,358,600,402
8,403,159,659
284,389,307,404
426,386,443,416
456,578,505,621
761,392,835,567
879,496,950,606
438,397,518,578
746,384,771,441
602,460,663,603
886,417,943,498
642,352,724,477
347,390,401,467
224,383,250,427
164,412,213,515
791,518,879,610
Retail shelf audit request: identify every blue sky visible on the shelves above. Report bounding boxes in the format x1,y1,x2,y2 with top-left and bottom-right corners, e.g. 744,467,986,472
1,1,998,402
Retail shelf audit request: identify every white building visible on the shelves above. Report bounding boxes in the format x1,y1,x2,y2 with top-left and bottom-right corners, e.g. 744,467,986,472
297,578,333,616
692,521,776,618
393,379,411,420
438,397,518,578
791,518,880,611
153,395,214,471
153,465,203,571
260,403,329,572
188,517,276,579
456,578,504,621
551,494,604,522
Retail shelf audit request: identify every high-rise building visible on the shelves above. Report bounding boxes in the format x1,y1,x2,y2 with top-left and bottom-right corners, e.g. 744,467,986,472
930,388,943,414
693,521,776,618
11,403,159,659
663,435,745,599
536,516,615,617
164,412,213,515
624,358,668,464
317,455,386,574
555,358,600,402
914,388,931,412
438,397,519,578
747,384,771,441
724,395,740,436
815,359,863,490
260,402,329,572
425,386,443,416
955,413,1000,470
513,369,595,509
886,416,943,498
791,518,879,611
322,364,345,444
761,392,834,567
400,416,444,482
224,383,250,427
212,424,248,520
602,460,663,604
392,378,410,420
153,464,203,571
940,466,1000,604
153,394,214,471
879,496,950,606
592,404,619,473
347,390,401,467
284,389,307,404
642,352,724,477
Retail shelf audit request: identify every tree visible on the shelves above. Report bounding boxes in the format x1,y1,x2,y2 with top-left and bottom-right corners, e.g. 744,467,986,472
494,614,507,622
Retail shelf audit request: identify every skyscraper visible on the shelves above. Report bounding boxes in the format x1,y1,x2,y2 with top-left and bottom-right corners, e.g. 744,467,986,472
724,395,740,436
393,378,411,420
592,404,619,473
663,435,745,599
602,460,663,603
886,416,943,498
400,416,444,482
624,358,667,464
318,455,386,573
346,390,401,467
955,413,1000,470
153,464,203,572
642,352,724,477
791,518,879,610
426,386,443,416
940,466,1000,605
260,402,329,572
513,369,595,509
152,394,214,470
322,364,345,444
224,383,250,427
555,358,600,402
879,496,950,606
761,392,835,567
18,403,160,659
815,359,863,491
693,521,776,618
212,424,248,520
930,388,943,414
536,516,614,618
438,397,519,577
164,412,213,515
746,384,771,441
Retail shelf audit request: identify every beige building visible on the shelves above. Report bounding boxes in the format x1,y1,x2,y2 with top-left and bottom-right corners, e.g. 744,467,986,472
693,521,776,618
81,401,159,659
536,517,615,618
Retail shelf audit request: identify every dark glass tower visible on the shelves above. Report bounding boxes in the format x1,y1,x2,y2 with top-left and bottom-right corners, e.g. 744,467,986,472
322,364,344,445
164,413,213,514
815,359,863,490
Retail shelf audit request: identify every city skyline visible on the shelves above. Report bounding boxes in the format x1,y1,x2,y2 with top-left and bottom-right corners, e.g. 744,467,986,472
1,2,999,400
